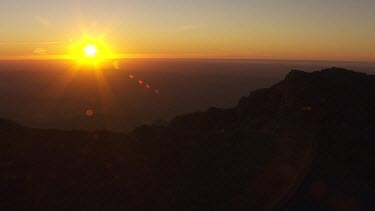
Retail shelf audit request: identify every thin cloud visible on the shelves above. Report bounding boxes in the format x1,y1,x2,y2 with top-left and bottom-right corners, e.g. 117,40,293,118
0,41,61,45
34,15,51,26
33,48,48,55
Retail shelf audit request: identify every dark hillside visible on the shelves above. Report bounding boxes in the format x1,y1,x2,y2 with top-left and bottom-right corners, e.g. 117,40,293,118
1,68,374,210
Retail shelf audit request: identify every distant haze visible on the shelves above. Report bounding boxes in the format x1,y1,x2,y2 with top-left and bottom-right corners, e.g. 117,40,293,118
0,59,374,131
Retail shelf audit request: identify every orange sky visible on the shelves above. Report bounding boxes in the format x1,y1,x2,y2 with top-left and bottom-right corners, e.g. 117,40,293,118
1,0,375,62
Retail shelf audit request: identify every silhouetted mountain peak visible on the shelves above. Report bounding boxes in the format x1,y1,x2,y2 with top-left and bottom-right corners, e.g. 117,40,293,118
238,67,374,133
283,67,368,84
321,66,358,73
284,69,308,81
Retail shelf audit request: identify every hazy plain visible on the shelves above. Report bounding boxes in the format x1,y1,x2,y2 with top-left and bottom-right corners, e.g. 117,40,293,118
0,59,374,132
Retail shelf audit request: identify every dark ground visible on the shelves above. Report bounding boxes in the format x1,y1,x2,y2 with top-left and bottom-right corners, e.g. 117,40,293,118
1,67,374,210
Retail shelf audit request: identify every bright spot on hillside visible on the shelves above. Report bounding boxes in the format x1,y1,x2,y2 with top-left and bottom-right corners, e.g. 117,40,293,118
85,109,94,117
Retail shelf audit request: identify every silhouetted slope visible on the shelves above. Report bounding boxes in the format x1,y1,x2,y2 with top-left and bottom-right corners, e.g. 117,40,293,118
0,68,374,210
237,68,375,210
277,69,375,211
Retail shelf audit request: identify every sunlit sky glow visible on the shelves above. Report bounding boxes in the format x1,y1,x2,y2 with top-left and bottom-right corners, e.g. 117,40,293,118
0,0,375,61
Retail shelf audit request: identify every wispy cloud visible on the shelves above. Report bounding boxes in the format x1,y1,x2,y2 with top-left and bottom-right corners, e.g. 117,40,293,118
34,15,51,26
33,48,48,55
0,41,61,45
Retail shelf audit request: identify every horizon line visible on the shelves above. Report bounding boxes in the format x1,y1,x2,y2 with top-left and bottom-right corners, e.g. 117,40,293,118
0,54,374,64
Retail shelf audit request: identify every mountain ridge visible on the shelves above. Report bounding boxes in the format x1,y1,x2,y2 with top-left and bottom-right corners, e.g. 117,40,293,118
0,67,374,210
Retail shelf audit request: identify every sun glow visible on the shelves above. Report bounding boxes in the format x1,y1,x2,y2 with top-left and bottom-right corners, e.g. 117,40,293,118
69,34,115,67
84,44,98,58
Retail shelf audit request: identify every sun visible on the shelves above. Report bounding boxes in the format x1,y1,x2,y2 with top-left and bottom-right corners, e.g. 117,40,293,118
84,44,98,58
69,34,115,67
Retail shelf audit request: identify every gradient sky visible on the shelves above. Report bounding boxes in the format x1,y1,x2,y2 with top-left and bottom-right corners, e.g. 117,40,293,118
0,0,375,61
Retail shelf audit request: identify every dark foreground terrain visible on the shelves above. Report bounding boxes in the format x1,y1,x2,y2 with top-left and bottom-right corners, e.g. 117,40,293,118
1,68,374,210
